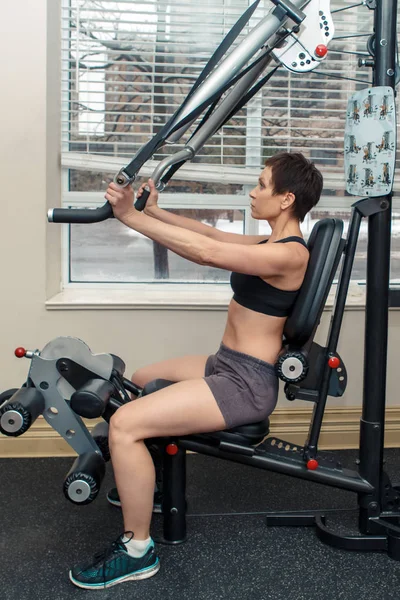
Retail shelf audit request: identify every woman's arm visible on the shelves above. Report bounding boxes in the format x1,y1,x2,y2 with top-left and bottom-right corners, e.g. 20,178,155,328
140,179,268,245
105,182,305,278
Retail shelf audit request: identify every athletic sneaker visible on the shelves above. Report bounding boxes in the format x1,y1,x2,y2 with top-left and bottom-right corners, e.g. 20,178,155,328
69,532,160,590
107,487,163,514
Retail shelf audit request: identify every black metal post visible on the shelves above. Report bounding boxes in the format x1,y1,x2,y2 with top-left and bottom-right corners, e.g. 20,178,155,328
358,0,397,530
159,443,187,544
305,212,361,457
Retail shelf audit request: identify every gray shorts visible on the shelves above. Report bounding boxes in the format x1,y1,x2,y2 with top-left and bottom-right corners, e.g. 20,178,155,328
203,343,279,430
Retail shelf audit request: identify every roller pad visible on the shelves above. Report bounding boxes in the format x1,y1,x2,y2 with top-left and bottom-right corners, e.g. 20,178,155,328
141,379,176,397
70,379,115,418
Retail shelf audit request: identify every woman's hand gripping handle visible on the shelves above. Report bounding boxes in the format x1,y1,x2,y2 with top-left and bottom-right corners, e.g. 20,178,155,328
135,179,159,213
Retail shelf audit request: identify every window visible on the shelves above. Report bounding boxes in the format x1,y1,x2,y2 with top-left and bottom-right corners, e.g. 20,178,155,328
61,0,399,290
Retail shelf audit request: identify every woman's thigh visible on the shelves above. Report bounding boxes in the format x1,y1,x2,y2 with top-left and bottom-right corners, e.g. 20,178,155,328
132,355,210,389
111,378,227,440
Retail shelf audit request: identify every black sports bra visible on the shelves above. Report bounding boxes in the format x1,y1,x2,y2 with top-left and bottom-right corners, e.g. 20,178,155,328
230,236,308,317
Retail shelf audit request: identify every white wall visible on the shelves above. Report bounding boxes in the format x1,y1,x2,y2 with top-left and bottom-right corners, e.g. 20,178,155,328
1,0,399,416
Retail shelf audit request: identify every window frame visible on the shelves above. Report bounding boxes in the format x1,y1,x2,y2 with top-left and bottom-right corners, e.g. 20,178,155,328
58,0,400,305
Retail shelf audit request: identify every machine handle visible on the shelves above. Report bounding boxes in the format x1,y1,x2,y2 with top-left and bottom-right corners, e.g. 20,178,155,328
48,202,114,224
134,187,150,212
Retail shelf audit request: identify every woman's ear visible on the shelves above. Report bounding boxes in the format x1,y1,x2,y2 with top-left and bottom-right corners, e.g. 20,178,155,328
282,192,296,209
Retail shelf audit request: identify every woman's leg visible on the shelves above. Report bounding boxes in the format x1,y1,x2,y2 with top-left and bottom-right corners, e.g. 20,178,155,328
130,354,210,390
69,378,226,590
109,378,226,539
107,354,211,507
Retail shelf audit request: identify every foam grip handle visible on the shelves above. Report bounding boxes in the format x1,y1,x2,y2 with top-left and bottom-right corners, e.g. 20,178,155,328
49,202,113,223
134,187,150,211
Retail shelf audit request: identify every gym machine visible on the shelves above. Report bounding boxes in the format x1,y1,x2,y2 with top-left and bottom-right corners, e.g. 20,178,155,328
1,0,399,559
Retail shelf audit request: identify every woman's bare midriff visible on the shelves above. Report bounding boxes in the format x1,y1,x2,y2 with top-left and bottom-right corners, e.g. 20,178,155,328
222,241,309,364
222,299,286,365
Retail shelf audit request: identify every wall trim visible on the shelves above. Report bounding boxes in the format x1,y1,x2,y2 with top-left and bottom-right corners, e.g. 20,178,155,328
1,407,399,458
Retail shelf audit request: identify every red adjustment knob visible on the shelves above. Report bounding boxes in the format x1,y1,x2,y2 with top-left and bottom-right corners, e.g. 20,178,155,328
315,44,328,58
166,443,179,456
14,347,26,358
307,459,319,470
328,356,340,369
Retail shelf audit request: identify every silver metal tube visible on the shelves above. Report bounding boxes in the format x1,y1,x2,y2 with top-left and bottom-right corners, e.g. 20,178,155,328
149,147,195,188
168,0,308,143
187,52,273,155
149,52,272,187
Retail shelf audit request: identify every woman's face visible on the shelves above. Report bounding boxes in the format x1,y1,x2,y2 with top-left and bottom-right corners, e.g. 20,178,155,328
249,166,290,221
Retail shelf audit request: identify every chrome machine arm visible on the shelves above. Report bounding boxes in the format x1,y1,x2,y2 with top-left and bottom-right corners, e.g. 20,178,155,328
137,0,334,205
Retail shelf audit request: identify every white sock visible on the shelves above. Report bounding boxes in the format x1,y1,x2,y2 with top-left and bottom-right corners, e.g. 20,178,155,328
122,533,153,558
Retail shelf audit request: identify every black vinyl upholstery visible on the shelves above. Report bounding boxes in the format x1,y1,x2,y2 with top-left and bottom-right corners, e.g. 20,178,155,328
284,218,344,346
141,379,177,396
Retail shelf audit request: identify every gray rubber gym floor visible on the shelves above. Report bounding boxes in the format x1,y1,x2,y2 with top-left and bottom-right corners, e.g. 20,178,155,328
1,449,400,600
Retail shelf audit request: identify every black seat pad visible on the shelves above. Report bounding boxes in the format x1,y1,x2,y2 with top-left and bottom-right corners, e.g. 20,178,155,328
141,379,270,445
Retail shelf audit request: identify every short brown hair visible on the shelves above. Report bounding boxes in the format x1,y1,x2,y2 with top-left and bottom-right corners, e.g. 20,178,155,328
264,152,323,222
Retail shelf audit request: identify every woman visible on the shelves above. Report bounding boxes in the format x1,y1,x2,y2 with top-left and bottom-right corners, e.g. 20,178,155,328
69,152,322,590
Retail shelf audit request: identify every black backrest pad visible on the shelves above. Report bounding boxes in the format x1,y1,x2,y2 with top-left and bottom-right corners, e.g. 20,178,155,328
283,218,344,347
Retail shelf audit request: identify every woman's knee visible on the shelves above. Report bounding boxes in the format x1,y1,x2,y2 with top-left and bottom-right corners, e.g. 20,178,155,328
109,405,138,445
